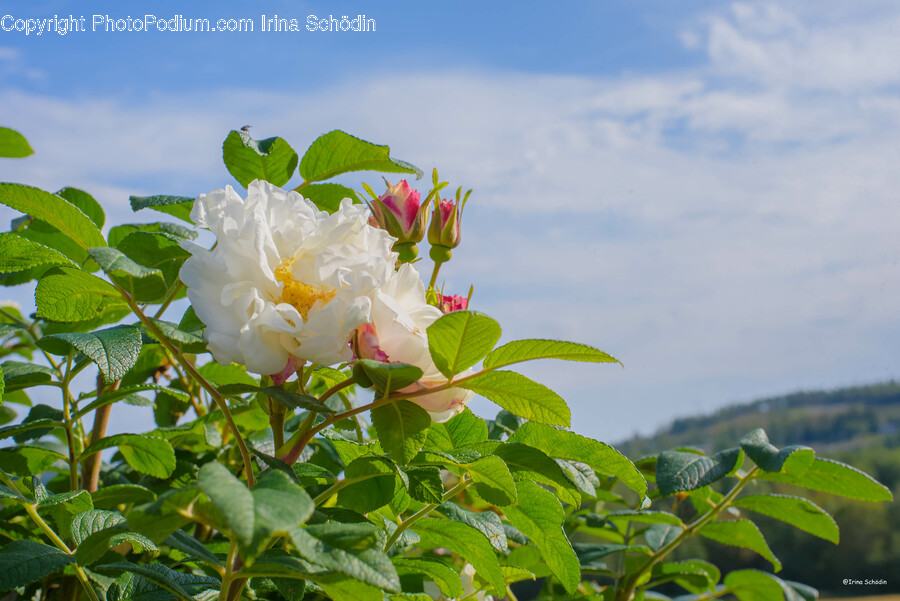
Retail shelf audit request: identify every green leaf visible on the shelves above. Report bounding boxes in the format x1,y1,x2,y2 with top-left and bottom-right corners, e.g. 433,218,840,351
108,222,196,248
164,529,221,567
338,456,400,513
223,131,299,188
298,183,360,213
0,126,34,158
199,464,314,556
198,461,255,547
315,573,383,601
81,433,176,478
460,371,569,427
372,400,431,465
144,317,205,353
77,385,188,419
298,130,422,183
504,481,581,594
427,311,501,379
483,339,620,370
73,510,157,565
441,408,488,447
88,247,168,303
261,386,333,414
357,359,423,393
656,448,743,496
733,494,839,543
652,559,720,593
116,232,190,288
0,360,54,393
699,519,781,571
0,539,75,590
740,428,814,474
509,422,647,499
99,562,220,601
402,465,444,504
436,502,508,553
413,517,506,594
57,187,105,230
37,489,93,514
129,195,195,223
492,442,581,507
251,470,315,553
0,233,74,273
604,510,684,527
92,484,156,509
0,183,106,250
757,457,892,502
467,455,517,506
393,557,464,599
724,569,787,601
644,524,683,551
38,325,142,383
35,266,126,323
290,525,400,592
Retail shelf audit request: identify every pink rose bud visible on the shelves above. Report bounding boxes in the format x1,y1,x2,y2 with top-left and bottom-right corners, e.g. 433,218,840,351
428,198,461,250
369,181,428,262
440,294,468,314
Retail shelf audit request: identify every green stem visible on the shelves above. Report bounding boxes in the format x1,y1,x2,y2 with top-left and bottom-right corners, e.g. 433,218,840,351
60,355,79,492
119,287,255,488
8,477,101,601
615,467,760,601
270,405,285,451
152,281,184,319
383,477,471,552
428,260,444,291
218,541,237,601
279,369,486,464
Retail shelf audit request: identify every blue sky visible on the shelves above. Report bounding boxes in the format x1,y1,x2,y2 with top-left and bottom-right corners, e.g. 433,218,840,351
2,1,899,443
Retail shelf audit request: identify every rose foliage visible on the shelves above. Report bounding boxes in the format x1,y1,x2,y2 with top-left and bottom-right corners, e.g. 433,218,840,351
0,125,892,601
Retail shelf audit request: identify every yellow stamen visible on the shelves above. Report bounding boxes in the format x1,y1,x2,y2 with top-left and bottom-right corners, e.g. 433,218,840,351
274,259,336,322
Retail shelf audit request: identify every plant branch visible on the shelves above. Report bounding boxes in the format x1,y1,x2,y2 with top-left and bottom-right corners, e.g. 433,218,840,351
81,378,118,492
60,355,79,491
118,286,255,488
383,476,471,553
7,476,101,601
614,466,760,601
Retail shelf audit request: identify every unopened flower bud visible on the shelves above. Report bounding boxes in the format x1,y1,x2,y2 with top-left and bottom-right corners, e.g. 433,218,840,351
428,198,461,250
369,180,427,248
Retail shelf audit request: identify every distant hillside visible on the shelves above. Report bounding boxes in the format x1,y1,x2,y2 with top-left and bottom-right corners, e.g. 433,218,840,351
617,381,900,458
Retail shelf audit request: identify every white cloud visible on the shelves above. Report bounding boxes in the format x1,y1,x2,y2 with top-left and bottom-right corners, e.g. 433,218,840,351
2,2,899,441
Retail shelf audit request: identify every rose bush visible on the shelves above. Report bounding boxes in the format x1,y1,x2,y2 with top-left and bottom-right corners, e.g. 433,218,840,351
0,126,892,601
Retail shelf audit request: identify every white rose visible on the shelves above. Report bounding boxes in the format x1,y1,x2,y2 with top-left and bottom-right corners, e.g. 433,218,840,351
180,180,396,374
356,262,474,422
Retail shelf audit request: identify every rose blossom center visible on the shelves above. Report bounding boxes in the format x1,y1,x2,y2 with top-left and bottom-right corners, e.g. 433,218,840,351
274,259,336,322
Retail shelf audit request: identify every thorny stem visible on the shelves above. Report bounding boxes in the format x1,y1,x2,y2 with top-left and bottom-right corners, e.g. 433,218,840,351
383,476,472,553
614,466,760,601
119,286,255,488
